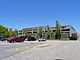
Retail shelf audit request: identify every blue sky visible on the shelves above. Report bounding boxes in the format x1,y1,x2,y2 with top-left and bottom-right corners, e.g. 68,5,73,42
0,0,80,32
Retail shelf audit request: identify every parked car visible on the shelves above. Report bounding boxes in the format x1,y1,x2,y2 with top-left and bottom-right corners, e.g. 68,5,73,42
7,36,25,43
16,36,27,39
0,37,7,41
25,36,36,41
25,38,28,41
38,38,46,42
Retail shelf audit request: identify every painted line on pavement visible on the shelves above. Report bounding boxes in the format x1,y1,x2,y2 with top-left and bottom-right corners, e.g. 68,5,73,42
5,43,58,51
6,48,20,51
33,43,55,48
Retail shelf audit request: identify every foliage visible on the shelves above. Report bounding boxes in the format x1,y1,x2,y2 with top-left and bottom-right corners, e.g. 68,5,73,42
69,36,77,40
46,39,70,41
2,28,13,37
38,26,43,38
12,29,18,37
0,25,18,37
1,31,9,37
8,28,13,37
0,25,8,37
55,20,61,39
23,28,29,36
47,25,51,39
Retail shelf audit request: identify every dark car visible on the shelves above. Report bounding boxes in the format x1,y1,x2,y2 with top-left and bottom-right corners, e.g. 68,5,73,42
26,36,36,41
0,37,7,41
7,36,25,43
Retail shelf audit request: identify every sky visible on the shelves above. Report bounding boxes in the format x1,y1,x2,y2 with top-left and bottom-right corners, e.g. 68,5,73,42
0,0,80,32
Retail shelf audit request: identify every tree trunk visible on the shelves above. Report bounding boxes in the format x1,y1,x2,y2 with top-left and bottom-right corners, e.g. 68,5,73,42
47,35,50,39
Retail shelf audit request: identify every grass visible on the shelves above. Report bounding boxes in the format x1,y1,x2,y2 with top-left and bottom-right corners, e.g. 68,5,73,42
46,39,75,41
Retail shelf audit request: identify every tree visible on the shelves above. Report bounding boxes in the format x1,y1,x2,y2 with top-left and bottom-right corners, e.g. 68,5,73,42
24,28,29,36
47,25,51,39
55,20,61,39
38,26,43,38
3,29,18,37
0,25,18,37
0,25,8,37
12,29,18,37
8,28,13,37
2,31,10,38
1,33,7,37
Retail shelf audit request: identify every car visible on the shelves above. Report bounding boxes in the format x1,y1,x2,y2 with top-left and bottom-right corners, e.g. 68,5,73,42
0,37,7,41
25,38,28,41
38,38,46,42
25,36,36,41
7,36,25,43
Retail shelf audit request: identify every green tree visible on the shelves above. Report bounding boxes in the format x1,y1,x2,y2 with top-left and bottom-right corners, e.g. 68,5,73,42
38,26,43,38
12,29,18,37
3,29,18,37
47,25,51,39
0,25,8,37
8,28,13,37
24,28,29,36
2,31,10,37
55,20,61,39
1,33,7,37
0,25,18,37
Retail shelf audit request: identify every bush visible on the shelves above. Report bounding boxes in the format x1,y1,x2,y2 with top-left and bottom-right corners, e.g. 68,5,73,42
69,36,77,40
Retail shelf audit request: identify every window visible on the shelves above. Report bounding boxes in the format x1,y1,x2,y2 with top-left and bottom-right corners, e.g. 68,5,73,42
16,37,22,39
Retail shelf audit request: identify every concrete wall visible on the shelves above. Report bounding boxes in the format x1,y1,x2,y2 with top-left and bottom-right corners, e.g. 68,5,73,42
61,33,69,39
30,33,70,39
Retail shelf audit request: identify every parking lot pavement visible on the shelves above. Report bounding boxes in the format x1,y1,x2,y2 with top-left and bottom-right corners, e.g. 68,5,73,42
2,41,80,60
2,42,56,60
0,41,48,59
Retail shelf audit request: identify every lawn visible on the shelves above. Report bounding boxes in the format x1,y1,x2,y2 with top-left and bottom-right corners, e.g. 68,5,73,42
46,39,76,41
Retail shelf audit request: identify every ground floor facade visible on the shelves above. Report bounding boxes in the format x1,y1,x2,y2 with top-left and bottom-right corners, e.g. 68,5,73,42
18,25,77,39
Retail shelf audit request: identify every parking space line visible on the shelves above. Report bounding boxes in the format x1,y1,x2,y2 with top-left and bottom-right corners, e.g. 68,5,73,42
33,43,57,48
5,43,58,51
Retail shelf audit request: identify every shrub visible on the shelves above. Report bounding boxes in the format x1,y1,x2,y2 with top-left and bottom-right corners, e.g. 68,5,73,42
69,36,77,40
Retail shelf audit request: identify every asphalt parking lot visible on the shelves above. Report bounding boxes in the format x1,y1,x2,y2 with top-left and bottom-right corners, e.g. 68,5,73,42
0,40,80,60
0,41,46,59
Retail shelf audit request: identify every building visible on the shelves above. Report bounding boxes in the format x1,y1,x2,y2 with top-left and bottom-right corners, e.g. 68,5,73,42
18,25,77,39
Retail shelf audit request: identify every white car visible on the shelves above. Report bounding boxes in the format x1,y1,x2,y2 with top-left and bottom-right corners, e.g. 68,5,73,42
38,38,46,42
25,38,28,41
